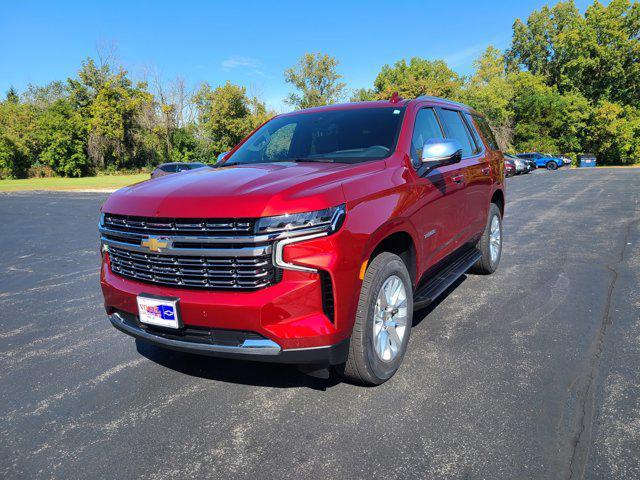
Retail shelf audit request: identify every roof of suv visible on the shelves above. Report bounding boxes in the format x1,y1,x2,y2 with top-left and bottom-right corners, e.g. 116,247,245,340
280,95,477,117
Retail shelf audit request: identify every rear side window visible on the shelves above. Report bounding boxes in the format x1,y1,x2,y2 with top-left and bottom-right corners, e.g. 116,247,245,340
473,115,499,150
410,108,444,164
463,113,482,154
438,109,475,157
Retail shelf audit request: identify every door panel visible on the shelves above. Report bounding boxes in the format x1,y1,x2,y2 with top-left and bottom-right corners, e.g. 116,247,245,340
463,113,492,238
406,107,467,272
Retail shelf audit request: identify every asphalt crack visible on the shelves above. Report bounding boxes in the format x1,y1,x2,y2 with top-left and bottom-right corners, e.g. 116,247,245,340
566,216,639,480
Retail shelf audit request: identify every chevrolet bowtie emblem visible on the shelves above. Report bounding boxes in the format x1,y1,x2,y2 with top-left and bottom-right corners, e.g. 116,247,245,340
141,236,170,252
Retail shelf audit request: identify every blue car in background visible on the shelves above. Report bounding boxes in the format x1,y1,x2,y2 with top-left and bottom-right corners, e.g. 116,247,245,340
516,152,564,170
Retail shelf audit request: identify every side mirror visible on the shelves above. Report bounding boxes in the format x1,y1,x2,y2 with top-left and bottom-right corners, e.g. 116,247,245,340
421,139,462,169
217,151,229,163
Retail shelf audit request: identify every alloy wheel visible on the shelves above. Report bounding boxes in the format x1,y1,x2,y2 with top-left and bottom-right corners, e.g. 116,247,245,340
373,275,409,362
489,215,502,264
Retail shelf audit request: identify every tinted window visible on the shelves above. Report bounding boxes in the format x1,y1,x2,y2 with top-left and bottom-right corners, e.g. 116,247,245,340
438,109,475,157
473,115,499,150
463,113,482,154
410,108,444,164
227,107,405,165
160,164,176,173
189,163,207,169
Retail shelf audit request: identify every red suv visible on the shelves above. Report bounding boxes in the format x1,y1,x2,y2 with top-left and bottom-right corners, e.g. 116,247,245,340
99,95,505,385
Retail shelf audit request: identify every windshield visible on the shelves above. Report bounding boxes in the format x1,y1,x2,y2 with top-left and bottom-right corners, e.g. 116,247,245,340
223,106,405,166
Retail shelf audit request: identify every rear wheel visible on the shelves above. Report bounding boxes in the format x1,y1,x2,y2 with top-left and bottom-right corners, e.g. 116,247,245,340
547,161,558,170
337,252,413,386
470,203,503,275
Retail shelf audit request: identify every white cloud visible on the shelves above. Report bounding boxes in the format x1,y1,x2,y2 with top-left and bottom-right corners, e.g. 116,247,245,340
220,56,263,74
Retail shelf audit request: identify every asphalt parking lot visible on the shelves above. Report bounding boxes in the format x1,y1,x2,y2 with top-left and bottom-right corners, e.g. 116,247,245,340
1,168,639,479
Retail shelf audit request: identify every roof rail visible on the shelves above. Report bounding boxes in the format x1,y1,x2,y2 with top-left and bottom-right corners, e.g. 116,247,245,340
416,95,471,110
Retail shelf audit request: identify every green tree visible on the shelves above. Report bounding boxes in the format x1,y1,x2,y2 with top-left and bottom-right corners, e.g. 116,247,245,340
585,101,640,164
507,0,640,105
36,99,90,177
88,70,152,168
0,101,40,178
373,58,464,100
461,47,514,149
23,81,67,108
5,86,19,103
350,87,377,102
510,72,589,155
285,53,346,109
194,81,270,157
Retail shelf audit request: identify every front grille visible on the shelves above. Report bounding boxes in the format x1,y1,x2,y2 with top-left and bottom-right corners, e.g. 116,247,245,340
104,213,255,236
108,246,275,290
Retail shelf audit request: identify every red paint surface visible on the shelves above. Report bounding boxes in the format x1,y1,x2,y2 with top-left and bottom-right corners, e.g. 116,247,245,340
101,98,504,349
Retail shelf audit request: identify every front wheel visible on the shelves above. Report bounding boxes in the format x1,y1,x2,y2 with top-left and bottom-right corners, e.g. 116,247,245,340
336,252,413,386
470,203,503,275
547,161,558,170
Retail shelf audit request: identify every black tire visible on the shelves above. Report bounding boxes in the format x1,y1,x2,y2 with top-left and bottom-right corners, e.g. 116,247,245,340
336,252,413,386
470,203,503,275
547,161,558,170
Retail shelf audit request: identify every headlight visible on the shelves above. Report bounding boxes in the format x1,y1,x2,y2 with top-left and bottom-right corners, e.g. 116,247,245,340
255,205,345,236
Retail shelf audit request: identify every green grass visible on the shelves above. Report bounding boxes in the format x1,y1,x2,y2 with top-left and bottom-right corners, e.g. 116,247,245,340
0,173,149,192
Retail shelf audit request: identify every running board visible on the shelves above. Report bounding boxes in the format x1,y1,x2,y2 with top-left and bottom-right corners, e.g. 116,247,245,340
413,248,482,309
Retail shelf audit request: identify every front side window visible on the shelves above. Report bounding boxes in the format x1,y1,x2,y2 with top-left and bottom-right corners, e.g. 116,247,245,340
410,108,444,164
438,109,475,157
161,164,177,173
225,107,405,165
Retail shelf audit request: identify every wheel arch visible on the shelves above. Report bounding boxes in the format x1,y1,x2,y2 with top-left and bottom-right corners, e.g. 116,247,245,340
491,189,505,217
364,228,418,287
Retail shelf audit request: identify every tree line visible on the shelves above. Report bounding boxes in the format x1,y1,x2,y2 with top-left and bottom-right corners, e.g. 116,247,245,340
0,0,638,179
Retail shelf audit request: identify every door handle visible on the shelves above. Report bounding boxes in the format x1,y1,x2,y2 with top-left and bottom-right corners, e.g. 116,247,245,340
482,167,491,176
452,174,465,184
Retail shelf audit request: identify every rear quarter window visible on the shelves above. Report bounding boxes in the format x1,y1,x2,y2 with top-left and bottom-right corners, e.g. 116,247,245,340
472,115,499,151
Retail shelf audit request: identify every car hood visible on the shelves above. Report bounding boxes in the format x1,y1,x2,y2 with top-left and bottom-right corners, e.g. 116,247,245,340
102,162,376,218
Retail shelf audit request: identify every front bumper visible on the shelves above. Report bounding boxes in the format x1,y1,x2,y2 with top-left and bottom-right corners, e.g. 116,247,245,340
109,310,350,364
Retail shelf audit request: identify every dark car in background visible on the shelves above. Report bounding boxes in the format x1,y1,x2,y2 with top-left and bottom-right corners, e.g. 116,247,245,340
151,162,210,179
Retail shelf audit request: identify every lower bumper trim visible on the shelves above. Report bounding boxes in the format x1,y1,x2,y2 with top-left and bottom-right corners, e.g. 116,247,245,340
109,312,349,365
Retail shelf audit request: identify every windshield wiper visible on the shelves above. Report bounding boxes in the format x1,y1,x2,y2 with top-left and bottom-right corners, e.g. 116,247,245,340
216,158,335,167
287,158,335,163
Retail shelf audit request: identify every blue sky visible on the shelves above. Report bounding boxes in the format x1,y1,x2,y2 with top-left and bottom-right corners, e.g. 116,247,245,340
1,0,596,111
